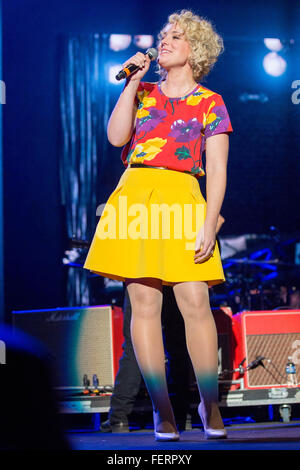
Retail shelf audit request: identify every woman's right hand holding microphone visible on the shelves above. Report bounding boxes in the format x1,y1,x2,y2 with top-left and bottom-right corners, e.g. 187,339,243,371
122,52,151,82
107,52,151,146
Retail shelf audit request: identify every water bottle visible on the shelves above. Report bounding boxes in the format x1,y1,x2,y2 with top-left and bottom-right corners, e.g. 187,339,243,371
286,356,297,387
92,374,100,394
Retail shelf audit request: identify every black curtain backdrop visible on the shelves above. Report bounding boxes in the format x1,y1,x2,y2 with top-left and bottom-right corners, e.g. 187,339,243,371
59,34,110,305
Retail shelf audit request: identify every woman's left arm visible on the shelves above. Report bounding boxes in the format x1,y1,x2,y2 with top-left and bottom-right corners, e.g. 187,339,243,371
205,132,229,229
194,133,229,263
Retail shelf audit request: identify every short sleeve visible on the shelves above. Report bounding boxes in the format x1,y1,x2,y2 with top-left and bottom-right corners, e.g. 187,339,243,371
204,94,233,139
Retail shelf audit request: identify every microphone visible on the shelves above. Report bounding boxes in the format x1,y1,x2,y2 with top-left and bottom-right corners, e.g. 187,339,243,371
246,356,266,371
115,48,158,81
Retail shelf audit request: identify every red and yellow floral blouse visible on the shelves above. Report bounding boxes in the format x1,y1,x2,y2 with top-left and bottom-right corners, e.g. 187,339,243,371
121,80,233,179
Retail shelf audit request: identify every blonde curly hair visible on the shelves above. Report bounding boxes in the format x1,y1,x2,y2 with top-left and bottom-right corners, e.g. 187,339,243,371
155,9,224,83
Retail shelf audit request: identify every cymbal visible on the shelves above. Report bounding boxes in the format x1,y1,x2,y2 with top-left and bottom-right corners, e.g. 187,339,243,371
225,258,300,267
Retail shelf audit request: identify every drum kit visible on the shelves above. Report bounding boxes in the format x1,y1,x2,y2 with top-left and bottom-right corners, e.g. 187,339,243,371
210,231,300,313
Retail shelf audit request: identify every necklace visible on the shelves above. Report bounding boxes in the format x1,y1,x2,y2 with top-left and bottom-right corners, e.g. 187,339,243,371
160,80,198,99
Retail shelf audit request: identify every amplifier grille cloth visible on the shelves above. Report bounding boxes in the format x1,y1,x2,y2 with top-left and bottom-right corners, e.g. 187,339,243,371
246,333,300,387
75,307,113,387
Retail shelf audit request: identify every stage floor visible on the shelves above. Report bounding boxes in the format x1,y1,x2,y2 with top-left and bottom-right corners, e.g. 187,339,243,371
67,421,300,450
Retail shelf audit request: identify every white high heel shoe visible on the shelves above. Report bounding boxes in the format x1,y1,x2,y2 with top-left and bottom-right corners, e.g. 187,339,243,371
153,410,180,442
198,403,227,439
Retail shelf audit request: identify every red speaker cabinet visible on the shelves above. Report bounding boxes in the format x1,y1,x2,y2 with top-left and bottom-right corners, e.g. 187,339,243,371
232,309,300,390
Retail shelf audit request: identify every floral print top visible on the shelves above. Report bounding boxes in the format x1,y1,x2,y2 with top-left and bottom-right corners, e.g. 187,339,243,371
121,80,233,179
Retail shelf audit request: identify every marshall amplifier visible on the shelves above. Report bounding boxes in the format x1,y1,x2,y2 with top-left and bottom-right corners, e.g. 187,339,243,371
11,305,124,389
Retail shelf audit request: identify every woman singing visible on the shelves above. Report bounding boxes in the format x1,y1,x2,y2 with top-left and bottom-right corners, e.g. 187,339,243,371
84,9,233,441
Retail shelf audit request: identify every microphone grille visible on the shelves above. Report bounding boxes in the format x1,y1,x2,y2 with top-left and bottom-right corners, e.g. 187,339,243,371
146,47,158,60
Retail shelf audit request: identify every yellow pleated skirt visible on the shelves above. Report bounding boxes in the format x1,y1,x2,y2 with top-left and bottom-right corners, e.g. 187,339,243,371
83,166,225,287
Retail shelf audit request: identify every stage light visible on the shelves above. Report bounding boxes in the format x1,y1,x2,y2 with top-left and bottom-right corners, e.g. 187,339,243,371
263,51,286,77
264,38,283,52
133,35,154,49
239,92,269,103
108,64,124,84
109,34,132,51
